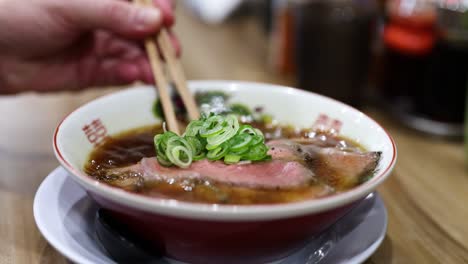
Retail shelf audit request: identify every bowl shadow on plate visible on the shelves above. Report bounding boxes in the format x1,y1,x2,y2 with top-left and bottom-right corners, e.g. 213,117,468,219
283,193,378,264
95,209,166,263
94,194,379,264
59,177,112,264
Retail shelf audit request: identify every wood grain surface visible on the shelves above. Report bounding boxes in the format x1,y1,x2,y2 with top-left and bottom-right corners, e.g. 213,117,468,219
0,5,467,264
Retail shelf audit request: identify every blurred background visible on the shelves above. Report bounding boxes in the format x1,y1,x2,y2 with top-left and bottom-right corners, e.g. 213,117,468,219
180,0,468,139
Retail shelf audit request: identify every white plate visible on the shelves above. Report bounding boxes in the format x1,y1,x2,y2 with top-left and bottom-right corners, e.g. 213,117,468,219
34,167,387,264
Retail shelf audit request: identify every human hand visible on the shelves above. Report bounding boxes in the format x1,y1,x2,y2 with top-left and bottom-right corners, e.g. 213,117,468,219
0,0,179,94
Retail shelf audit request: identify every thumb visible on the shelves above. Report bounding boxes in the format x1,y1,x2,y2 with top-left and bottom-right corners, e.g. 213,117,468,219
61,0,163,38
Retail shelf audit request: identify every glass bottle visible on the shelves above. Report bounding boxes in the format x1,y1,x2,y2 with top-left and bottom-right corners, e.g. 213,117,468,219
291,0,378,108
381,0,468,138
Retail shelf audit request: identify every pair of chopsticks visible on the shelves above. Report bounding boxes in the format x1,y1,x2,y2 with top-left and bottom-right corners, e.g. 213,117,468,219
133,0,199,135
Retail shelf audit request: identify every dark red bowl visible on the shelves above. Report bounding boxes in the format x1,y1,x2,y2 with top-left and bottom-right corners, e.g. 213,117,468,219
92,192,358,264
53,81,397,263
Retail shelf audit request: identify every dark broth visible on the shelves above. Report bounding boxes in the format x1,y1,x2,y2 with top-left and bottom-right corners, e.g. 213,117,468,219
85,123,364,205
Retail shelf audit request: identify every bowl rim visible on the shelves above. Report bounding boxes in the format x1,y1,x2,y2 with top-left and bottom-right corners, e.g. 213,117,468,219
53,80,397,221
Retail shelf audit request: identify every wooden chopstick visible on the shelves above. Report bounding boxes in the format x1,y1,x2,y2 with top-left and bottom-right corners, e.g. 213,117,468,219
156,29,200,120
144,0,199,120
134,0,180,134
134,0,200,135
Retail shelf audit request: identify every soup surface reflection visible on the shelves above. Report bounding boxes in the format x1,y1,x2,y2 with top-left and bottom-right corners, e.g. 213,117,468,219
85,122,379,205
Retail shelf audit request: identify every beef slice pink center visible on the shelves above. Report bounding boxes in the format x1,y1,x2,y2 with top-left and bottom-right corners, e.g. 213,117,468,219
106,138,380,190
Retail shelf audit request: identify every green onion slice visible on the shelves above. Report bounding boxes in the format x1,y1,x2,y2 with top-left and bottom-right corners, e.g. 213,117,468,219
229,133,253,151
165,136,193,168
154,113,270,168
239,125,256,135
250,135,264,146
184,120,204,137
206,143,229,160
199,115,224,137
242,144,270,161
224,154,241,164
185,136,206,161
206,115,239,148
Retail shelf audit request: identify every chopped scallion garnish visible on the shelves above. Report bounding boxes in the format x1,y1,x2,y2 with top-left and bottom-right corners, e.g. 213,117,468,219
154,113,270,168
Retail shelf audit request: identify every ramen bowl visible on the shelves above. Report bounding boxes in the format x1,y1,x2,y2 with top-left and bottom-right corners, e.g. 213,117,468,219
53,81,396,264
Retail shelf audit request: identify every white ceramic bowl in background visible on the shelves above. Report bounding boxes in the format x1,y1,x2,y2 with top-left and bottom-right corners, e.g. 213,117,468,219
53,81,396,264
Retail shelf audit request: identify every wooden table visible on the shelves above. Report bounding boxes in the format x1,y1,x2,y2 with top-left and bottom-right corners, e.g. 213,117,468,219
1,6,467,264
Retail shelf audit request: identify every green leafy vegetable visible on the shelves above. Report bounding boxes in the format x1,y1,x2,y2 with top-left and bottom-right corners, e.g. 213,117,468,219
152,99,163,119
153,90,274,126
229,103,252,116
152,89,186,120
195,91,229,106
154,113,271,168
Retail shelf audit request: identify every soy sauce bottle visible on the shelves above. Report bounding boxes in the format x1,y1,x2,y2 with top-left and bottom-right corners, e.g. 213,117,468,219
293,0,377,108
381,0,468,138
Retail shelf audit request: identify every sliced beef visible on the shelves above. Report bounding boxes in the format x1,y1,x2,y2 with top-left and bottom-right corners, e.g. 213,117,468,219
103,138,380,191
267,139,381,189
108,158,315,189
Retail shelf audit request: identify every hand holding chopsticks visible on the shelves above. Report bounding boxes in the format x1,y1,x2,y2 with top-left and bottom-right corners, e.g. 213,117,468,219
133,0,199,135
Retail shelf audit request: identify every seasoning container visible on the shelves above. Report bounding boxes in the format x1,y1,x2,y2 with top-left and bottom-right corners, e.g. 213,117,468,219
380,0,468,138
465,89,468,164
268,0,297,76
291,0,378,108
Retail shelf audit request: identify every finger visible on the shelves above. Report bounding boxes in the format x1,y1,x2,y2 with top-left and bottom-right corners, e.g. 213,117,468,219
100,59,151,85
61,0,163,38
136,56,154,83
153,0,175,27
94,34,151,83
90,59,139,86
98,33,142,60
116,62,141,83
166,29,181,57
